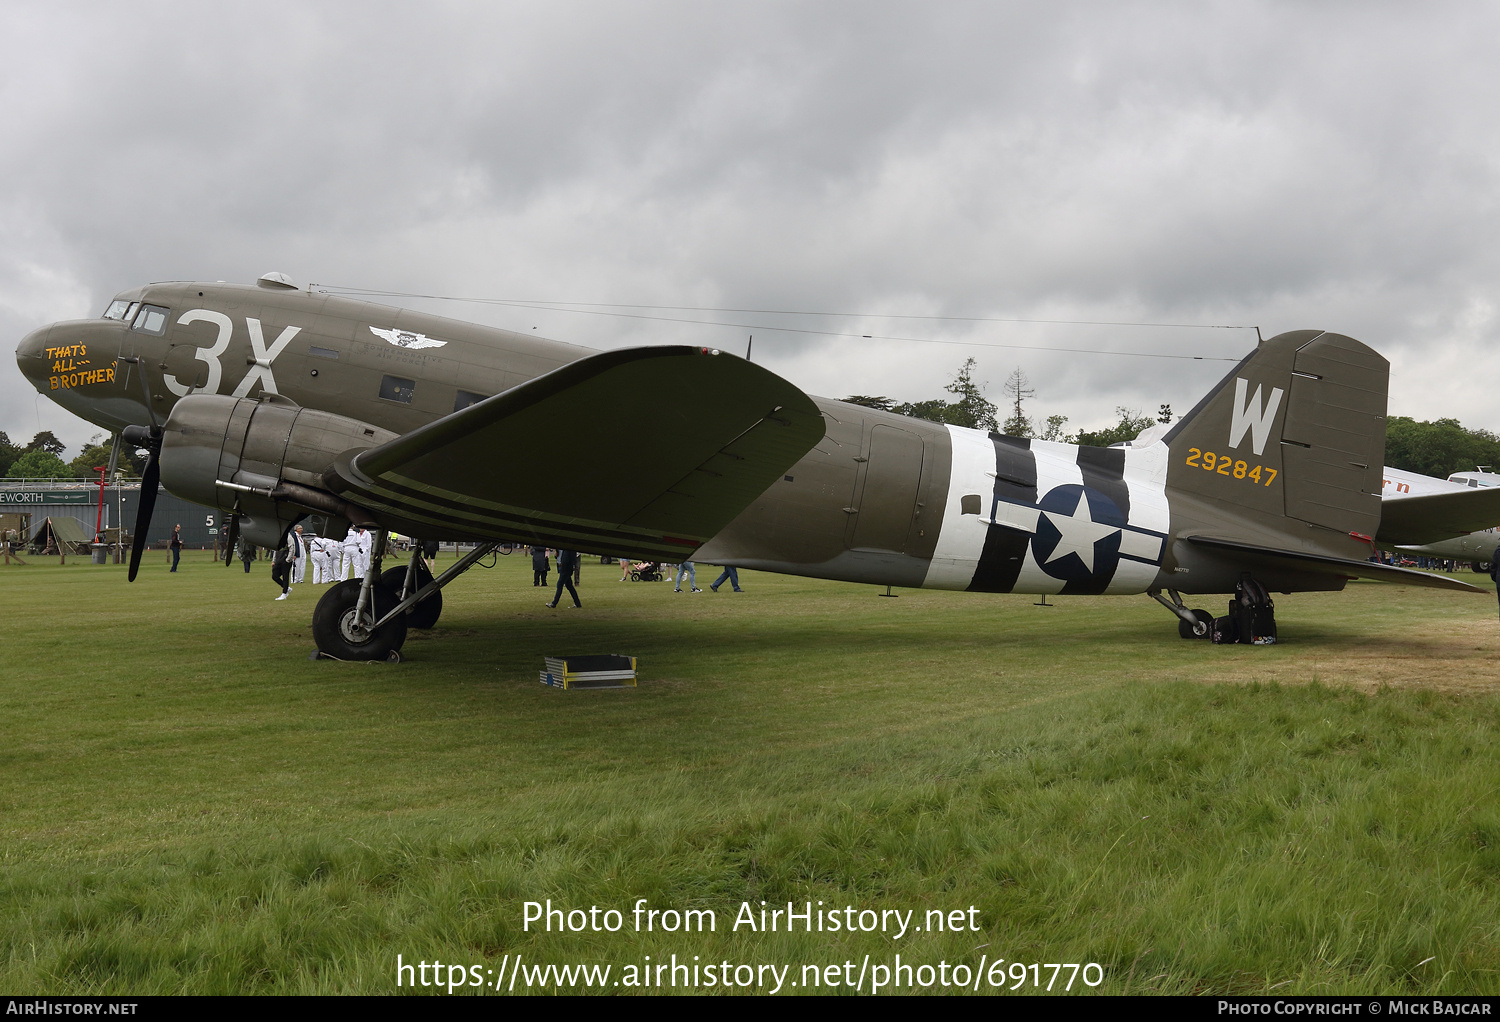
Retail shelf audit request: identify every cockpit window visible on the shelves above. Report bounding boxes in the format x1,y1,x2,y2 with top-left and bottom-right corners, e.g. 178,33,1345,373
131,304,170,336
103,299,131,320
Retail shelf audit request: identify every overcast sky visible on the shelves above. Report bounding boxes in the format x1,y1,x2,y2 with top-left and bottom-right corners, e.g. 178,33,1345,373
5,1,1500,454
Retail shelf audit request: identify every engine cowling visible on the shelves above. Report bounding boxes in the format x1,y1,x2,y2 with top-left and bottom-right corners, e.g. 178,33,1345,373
158,393,398,548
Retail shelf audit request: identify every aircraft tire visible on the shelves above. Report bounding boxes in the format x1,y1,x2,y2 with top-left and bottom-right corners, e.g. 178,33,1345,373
313,578,409,660
1178,609,1213,640
378,565,442,629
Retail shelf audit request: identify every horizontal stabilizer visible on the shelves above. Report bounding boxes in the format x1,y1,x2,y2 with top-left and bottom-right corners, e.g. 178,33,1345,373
326,346,825,558
1187,535,1484,592
1377,487,1500,545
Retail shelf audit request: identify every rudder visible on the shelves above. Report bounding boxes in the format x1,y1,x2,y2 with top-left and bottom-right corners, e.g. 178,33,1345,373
1161,330,1388,541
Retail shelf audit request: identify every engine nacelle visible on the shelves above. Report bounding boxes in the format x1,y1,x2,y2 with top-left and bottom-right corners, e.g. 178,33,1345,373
159,393,397,548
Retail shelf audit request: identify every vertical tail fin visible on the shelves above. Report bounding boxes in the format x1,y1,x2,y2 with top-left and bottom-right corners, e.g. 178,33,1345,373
1161,330,1388,542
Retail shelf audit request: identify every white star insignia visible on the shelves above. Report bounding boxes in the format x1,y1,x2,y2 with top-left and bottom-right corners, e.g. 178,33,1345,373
1040,498,1121,573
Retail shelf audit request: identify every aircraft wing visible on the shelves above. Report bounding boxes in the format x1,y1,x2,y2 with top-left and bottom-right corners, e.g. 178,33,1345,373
1377,487,1500,545
1186,536,1485,592
323,345,825,559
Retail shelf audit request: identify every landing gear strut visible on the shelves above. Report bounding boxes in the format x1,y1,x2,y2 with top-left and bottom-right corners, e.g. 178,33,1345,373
1150,589,1212,639
380,552,442,630
311,537,501,660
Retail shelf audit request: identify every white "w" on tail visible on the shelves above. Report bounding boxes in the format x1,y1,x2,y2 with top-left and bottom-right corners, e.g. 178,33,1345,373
1228,378,1284,456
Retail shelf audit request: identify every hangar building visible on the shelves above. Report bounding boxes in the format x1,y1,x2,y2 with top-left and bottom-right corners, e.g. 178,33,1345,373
0,480,222,549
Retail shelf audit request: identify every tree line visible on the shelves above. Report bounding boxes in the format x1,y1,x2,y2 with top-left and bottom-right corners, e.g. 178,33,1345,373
0,431,147,480
843,360,1171,446
843,361,1500,477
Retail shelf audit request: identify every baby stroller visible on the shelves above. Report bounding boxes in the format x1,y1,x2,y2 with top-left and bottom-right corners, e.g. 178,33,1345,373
630,561,665,582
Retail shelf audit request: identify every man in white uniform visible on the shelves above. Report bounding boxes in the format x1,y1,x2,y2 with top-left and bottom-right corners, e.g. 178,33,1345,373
310,535,336,583
340,526,360,581
355,527,373,579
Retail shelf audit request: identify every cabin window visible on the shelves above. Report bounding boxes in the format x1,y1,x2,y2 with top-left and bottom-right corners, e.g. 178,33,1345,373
102,299,131,321
379,375,416,404
960,494,982,515
131,304,170,335
454,390,488,412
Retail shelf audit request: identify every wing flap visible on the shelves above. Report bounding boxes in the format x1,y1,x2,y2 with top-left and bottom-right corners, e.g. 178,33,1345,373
326,346,825,557
1187,535,1484,592
1377,487,1500,545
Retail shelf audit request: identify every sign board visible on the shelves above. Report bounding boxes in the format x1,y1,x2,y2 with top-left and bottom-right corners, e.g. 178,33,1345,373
0,490,95,506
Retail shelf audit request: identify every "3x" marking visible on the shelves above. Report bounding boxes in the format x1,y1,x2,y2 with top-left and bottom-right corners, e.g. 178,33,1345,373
163,309,301,398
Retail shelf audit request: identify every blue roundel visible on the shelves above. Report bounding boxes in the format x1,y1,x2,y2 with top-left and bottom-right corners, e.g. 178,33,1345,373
1030,484,1126,583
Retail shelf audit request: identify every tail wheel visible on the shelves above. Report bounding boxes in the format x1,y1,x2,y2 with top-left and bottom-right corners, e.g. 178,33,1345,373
313,579,408,660
1178,608,1213,640
378,564,443,629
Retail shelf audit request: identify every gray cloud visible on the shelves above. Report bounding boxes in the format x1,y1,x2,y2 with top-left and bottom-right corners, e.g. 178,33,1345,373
6,1,1500,451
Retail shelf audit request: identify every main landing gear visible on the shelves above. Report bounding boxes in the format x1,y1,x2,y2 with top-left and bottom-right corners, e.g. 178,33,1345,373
1150,579,1279,644
311,531,500,660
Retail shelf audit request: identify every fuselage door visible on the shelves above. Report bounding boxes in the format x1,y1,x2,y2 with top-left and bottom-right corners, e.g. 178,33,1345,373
848,424,925,552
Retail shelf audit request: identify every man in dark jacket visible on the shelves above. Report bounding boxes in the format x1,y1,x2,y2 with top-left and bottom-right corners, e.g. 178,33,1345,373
531,546,550,587
547,549,581,608
274,529,302,601
271,546,291,599
1490,544,1500,621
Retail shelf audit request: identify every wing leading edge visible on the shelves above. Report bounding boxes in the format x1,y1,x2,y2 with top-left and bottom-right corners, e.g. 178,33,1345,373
324,345,825,558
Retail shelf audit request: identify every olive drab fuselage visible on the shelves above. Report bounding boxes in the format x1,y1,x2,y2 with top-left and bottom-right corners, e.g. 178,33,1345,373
15,279,1406,598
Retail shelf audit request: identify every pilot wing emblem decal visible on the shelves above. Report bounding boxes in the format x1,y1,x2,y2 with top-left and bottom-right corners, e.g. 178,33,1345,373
369,326,447,350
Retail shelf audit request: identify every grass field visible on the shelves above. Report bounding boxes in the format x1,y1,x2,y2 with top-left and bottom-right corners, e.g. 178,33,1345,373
4,549,1500,995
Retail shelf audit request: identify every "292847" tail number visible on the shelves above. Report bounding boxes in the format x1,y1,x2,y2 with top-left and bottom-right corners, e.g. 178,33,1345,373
1185,448,1277,486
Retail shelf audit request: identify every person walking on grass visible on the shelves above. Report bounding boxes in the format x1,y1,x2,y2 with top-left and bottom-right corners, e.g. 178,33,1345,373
271,543,292,600
274,527,304,600
169,524,182,572
546,548,581,608
709,565,742,592
532,545,550,587
674,560,701,593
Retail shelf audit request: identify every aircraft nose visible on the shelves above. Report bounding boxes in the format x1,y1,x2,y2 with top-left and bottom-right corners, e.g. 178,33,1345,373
15,324,52,389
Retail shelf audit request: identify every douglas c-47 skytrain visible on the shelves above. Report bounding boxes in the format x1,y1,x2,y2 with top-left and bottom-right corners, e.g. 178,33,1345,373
15,273,1491,660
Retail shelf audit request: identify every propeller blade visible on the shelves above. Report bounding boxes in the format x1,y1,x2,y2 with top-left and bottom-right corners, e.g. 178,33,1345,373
128,450,159,581
123,424,163,583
